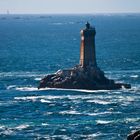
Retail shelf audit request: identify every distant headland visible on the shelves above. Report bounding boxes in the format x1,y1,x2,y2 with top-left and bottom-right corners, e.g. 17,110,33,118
38,22,131,90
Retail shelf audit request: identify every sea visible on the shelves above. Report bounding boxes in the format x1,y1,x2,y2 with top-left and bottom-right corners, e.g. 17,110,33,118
0,14,140,140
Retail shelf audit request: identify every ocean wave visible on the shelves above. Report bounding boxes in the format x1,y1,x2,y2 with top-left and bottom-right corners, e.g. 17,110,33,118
0,125,5,129
40,99,52,103
0,124,30,136
129,125,140,130
87,132,102,138
0,71,45,78
1,69,139,78
59,110,81,115
105,70,140,80
12,85,136,94
130,75,139,78
125,118,140,123
7,85,17,90
42,123,49,126
14,96,47,101
49,88,110,93
51,135,71,140
15,124,29,130
59,111,119,116
34,77,42,81
127,85,140,94
87,111,121,116
105,69,140,74
15,86,110,93
112,91,122,94
96,120,113,124
0,129,14,136
7,84,111,93
15,87,38,91
86,99,111,105
51,133,101,139
0,101,18,106
13,86,140,103
14,95,96,103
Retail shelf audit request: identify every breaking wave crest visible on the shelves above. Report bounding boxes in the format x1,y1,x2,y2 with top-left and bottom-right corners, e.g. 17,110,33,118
7,85,111,92
0,124,30,136
6,84,140,94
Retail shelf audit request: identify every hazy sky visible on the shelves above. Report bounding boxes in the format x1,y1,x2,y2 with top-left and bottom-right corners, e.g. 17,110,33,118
0,0,140,14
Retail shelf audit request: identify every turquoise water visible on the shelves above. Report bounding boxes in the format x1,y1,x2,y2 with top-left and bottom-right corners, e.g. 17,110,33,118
0,14,140,139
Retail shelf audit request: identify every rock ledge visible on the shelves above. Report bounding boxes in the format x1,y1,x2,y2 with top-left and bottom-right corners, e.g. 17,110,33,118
38,65,131,90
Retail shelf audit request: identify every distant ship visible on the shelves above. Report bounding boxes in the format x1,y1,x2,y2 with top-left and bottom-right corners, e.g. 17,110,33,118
38,22,131,90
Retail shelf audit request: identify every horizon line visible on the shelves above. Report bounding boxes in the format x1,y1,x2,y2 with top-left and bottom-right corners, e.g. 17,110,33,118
0,12,140,15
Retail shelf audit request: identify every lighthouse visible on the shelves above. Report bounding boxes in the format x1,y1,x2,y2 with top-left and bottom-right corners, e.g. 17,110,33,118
38,22,131,90
80,22,97,68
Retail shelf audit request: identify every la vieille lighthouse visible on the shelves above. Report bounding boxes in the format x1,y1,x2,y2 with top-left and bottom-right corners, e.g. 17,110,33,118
80,22,97,68
38,22,131,90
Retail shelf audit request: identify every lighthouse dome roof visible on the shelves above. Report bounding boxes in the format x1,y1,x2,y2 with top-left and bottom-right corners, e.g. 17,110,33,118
80,22,96,35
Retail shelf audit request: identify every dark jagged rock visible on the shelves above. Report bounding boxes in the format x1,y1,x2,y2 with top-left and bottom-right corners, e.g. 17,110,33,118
38,22,131,90
127,130,140,140
38,65,131,90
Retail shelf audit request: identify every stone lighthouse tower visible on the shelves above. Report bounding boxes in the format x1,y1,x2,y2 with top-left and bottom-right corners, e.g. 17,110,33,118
38,22,131,90
80,22,97,68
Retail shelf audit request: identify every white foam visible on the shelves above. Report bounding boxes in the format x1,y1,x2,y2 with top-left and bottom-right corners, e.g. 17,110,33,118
15,124,29,130
7,85,17,90
125,118,140,123
0,129,14,135
0,125,5,129
39,87,110,93
16,87,38,91
14,96,46,100
34,77,42,81
40,99,51,103
112,91,122,94
46,111,120,116
96,120,113,124
14,94,111,103
130,86,140,92
42,123,49,126
88,132,102,138
87,99,110,105
15,86,52,91
87,111,112,116
44,112,53,115
59,110,81,115
11,84,111,93
14,95,56,101
130,75,139,78
52,135,71,140
16,85,140,95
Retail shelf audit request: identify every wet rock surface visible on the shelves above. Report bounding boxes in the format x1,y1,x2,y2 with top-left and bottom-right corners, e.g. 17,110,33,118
127,130,140,140
38,65,131,90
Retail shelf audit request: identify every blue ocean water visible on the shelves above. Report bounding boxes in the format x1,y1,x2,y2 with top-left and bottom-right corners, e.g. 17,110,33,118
0,14,140,139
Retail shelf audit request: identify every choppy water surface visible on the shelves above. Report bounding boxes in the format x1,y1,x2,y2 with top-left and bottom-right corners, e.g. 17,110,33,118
0,14,140,139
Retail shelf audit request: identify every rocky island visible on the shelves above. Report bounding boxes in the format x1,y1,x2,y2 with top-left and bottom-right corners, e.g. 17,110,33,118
38,22,131,90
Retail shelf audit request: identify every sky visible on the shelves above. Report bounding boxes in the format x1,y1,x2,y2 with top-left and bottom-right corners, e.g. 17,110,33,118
0,0,140,14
